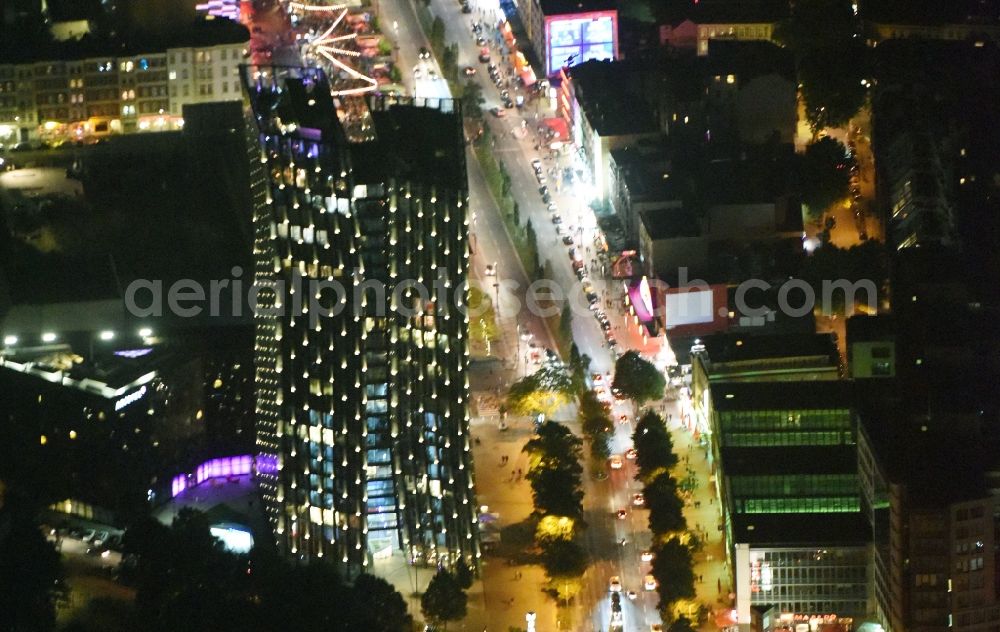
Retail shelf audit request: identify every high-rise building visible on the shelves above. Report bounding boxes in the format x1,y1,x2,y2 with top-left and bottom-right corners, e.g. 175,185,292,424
244,65,479,575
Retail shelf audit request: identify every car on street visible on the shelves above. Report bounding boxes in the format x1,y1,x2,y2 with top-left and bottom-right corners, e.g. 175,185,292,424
609,455,623,469
502,97,514,108
547,202,558,213
625,448,638,460
551,214,562,224
616,508,628,520
626,590,638,600
651,625,664,632
609,576,622,592
419,47,430,59
542,193,552,204
463,66,477,75
476,36,487,46
632,493,645,506
538,185,549,196
472,22,482,34
619,413,629,424
641,550,653,562
490,107,506,118
461,1,472,11
479,47,490,62
484,264,496,276
644,574,657,591
531,158,542,170
536,173,546,184
591,373,604,384
561,235,574,245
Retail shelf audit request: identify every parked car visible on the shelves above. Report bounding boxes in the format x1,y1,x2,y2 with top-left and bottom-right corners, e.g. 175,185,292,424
609,455,623,469
463,66,477,75
418,47,430,59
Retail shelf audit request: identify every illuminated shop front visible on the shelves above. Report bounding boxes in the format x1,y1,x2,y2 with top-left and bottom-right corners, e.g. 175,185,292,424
735,539,869,627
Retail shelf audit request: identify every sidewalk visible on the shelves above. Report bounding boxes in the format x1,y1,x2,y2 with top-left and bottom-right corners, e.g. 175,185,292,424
663,403,734,630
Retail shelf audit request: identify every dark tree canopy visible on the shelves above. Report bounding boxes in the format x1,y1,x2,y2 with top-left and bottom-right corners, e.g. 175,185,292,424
799,137,852,216
651,537,696,614
612,351,666,405
421,570,468,628
632,411,678,482
539,538,588,578
524,421,586,519
644,473,687,536
0,481,65,632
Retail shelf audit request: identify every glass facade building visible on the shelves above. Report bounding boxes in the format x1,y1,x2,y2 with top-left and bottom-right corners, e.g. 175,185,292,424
711,381,872,624
244,65,479,574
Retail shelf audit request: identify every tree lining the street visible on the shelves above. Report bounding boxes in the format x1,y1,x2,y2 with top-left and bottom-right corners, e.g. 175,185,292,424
506,360,575,417
650,536,696,619
644,472,687,536
523,421,585,520
612,351,665,405
578,388,613,463
774,0,869,131
632,410,679,483
799,136,853,218
421,569,468,630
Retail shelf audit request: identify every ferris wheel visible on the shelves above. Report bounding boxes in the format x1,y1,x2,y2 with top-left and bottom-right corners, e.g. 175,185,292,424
287,1,378,96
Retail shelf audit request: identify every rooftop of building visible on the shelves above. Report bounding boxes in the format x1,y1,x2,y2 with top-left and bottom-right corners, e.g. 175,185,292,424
0,334,173,399
860,0,1000,25
0,17,249,64
568,60,659,137
351,102,467,192
704,40,796,85
640,208,700,240
846,314,896,343
609,140,680,202
711,380,854,412
856,392,1000,506
698,332,839,368
0,102,253,314
732,512,871,547
659,0,789,26
539,0,616,17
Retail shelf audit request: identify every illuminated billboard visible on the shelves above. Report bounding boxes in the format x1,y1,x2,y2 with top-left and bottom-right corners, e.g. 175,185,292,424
545,10,618,75
663,285,729,335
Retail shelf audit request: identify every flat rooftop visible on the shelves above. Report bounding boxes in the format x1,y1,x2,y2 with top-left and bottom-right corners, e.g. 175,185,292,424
733,512,871,547
699,333,839,367
352,103,467,192
0,336,171,399
569,60,659,137
712,380,854,412
539,0,616,16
